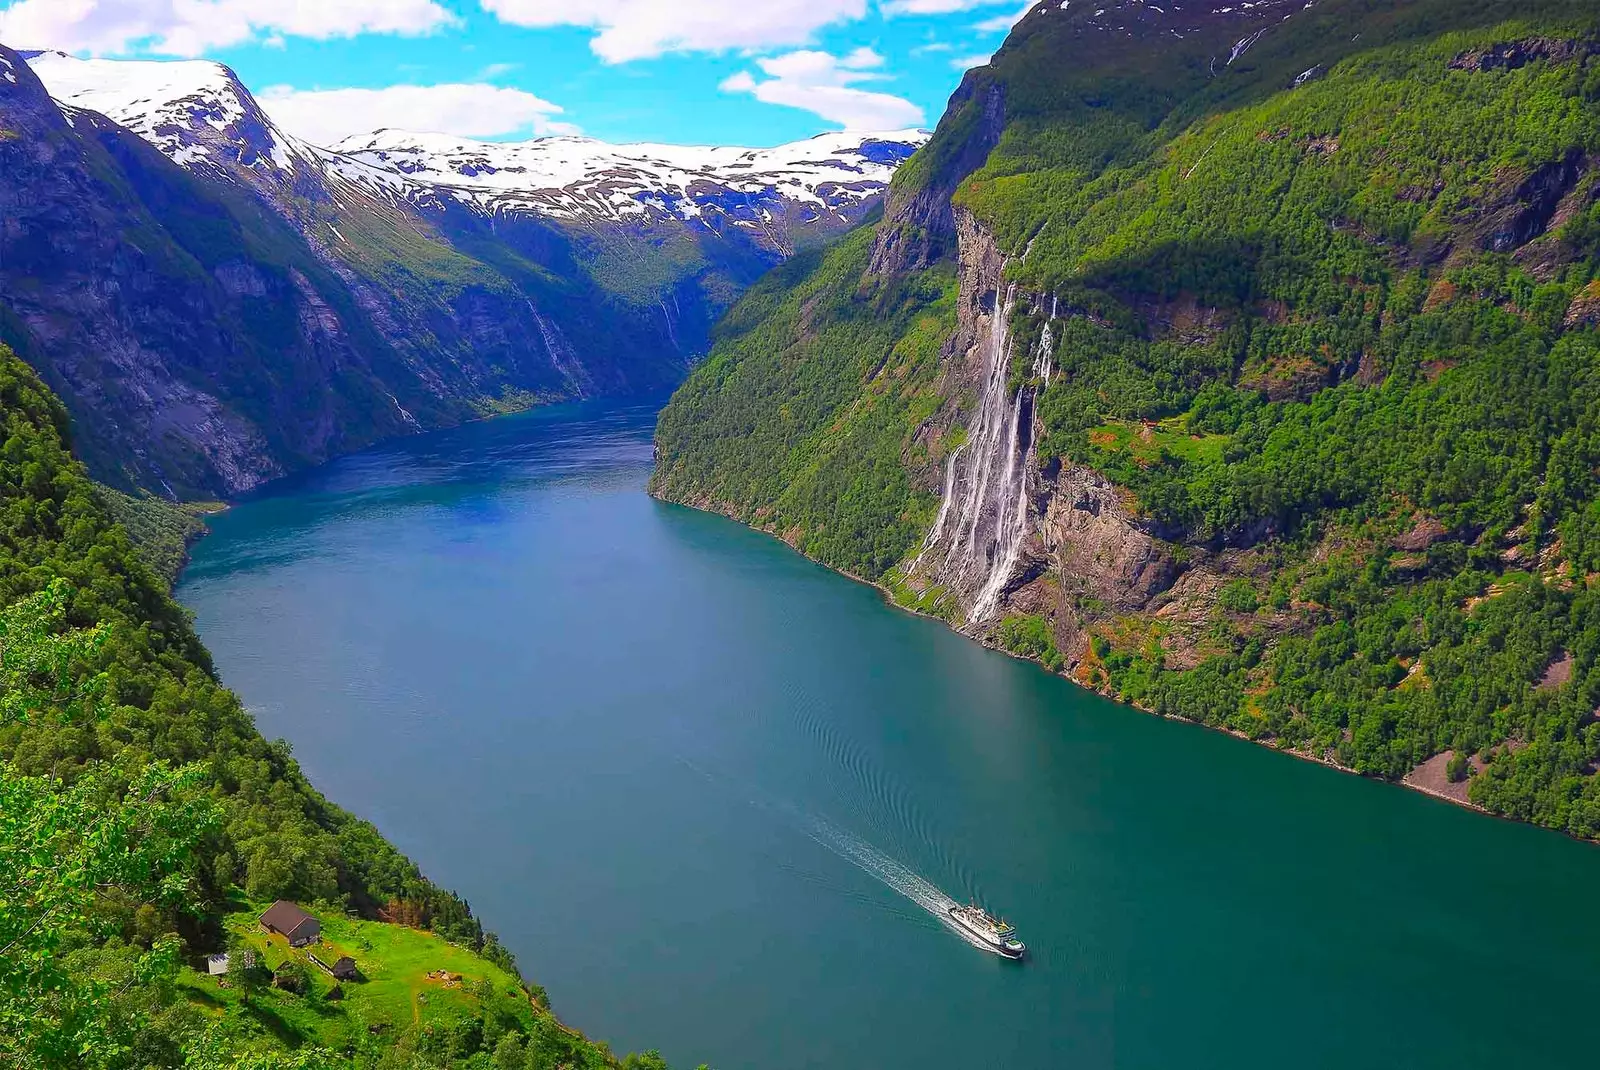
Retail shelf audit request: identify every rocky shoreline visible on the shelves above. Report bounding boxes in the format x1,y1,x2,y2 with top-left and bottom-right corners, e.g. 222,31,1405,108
650,488,1600,839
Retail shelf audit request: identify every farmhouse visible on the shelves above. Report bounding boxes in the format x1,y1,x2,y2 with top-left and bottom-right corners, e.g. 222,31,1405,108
260,900,321,947
310,950,361,982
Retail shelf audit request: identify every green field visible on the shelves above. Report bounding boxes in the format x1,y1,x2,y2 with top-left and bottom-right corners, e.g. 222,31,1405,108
177,905,592,1062
1084,419,1231,469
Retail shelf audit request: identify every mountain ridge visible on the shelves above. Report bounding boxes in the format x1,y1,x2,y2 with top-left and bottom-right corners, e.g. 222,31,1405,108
26,48,925,251
654,0,1600,838
0,45,924,500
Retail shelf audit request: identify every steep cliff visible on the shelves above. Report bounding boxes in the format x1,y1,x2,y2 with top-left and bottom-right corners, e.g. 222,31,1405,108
654,0,1600,838
0,46,924,499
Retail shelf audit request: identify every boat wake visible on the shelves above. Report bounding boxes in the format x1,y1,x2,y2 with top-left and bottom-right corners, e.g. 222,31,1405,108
795,814,1007,956
672,753,1006,955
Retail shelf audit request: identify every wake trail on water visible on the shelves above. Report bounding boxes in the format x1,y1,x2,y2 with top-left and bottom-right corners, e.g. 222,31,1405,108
673,754,994,953
792,814,997,952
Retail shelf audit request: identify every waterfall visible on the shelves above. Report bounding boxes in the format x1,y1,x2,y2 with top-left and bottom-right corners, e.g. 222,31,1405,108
1031,295,1058,387
914,280,1034,623
528,302,587,398
919,282,1059,625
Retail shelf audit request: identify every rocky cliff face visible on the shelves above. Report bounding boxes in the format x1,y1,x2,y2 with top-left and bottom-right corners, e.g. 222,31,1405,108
653,0,1600,835
0,47,925,498
903,207,1037,624
0,48,423,494
867,76,1004,276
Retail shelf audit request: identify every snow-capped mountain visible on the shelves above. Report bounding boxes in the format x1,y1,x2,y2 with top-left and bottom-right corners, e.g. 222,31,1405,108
23,50,926,239
331,128,925,227
24,50,317,181
0,44,928,500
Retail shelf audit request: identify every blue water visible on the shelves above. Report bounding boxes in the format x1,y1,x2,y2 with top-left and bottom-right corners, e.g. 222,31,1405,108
179,400,1600,1069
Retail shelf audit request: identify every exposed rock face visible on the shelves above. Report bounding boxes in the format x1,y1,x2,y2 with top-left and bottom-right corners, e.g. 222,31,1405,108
1481,150,1590,253
0,46,925,499
868,76,1005,277
1449,37,1597,73
908,208,1050,626
1040,466,1180,618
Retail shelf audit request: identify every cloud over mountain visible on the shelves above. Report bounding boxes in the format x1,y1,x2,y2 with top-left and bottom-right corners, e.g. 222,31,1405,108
259,82,577,143
0,0,453,55
478,0,869,63
721,47,924,131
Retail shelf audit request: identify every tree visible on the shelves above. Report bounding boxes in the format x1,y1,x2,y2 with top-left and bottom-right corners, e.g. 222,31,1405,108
272,960,311,996
0,583,216,1066
226,935,267,1009
493,1033,526,1070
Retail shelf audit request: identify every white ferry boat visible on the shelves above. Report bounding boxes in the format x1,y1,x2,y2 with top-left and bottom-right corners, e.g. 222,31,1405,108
948,902,1026,959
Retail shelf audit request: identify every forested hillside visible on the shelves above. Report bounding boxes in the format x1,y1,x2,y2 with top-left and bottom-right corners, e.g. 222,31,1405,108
653,0,1600,838
0,345,668,1066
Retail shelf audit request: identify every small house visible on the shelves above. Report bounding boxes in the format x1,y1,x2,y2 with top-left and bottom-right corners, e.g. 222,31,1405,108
330,956,359,982
205,953,230,976
260,900,321,947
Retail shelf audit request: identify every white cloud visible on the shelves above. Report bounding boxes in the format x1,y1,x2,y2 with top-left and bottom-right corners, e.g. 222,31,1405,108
973,2,1035,33
478,0,867,63
259,83,577,144
881,0,1016,13
950,53,992,69
719,47,923,131
0,0,454,56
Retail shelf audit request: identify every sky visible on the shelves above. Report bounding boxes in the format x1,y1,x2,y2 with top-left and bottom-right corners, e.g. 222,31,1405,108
0,0,1037,148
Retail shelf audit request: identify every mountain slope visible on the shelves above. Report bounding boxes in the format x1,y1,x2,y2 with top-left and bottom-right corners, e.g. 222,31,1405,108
654,0,1600,837
0,46,924,499
0,345,665,1067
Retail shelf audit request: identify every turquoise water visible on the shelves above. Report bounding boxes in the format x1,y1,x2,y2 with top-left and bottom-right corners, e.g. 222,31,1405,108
178,401,1600,1069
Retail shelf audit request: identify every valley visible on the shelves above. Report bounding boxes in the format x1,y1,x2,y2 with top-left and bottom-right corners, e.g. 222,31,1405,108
0,45,923,497
8,0,1600,1066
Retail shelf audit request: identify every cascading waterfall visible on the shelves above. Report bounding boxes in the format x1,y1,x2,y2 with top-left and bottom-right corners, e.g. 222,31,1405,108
528,302,587,397
1031,295,1058,387
919,279,1058,625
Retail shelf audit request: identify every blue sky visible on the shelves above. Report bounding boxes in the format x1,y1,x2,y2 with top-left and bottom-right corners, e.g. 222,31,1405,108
0,1,1035,147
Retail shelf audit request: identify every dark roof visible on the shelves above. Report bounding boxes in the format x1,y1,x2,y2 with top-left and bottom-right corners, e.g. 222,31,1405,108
331,956,358,979
260,900,318,938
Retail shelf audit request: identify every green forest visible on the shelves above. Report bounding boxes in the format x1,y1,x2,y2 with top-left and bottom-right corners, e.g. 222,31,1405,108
652,0,1600,840
0,346,674,1067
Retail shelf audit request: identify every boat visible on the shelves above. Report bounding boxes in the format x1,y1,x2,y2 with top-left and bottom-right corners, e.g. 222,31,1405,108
948,902,1026,959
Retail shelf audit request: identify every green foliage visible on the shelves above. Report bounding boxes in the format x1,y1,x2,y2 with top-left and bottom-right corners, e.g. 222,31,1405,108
652,0,1600,838
995,614,1064,673
1216,581,1261,615
652,227,957,580
94,486,219,589
0,348,663,1067
0,585,216,1067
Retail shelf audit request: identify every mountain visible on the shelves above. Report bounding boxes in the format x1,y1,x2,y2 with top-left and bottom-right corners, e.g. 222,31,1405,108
653,0,1600,838
329,128,922,237
0,46,925,498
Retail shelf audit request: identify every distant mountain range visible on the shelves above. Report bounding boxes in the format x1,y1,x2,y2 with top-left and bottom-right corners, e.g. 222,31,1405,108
27,50,921,242
0,46,925,497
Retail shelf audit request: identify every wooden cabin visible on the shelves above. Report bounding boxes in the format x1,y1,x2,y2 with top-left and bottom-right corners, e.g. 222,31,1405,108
259,900,321,947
